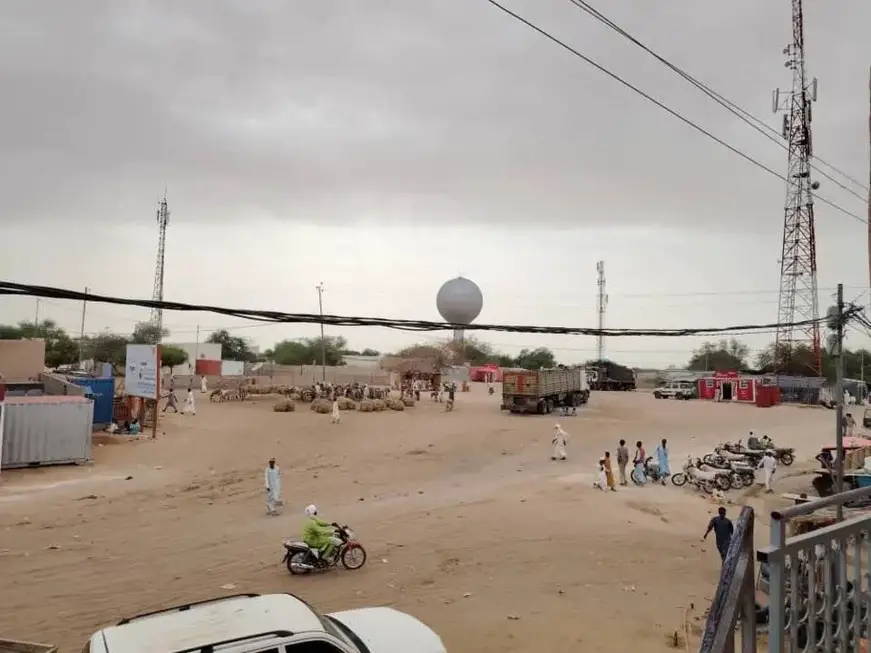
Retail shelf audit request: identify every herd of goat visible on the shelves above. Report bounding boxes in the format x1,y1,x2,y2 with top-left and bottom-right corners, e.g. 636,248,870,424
633,435,796,493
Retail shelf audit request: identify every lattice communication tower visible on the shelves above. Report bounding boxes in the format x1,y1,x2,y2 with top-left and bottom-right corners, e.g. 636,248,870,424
150,194,170,337
773,0,821,376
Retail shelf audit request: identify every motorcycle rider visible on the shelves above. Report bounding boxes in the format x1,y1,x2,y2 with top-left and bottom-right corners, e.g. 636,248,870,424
303,504,341,562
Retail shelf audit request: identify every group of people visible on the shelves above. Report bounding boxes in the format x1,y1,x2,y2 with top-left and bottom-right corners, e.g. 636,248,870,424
549,425,672,492
161,376,197,415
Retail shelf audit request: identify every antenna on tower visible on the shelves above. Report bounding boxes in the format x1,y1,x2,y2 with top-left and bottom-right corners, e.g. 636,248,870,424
596,261,608,362
773,0,821,377
150,191,170,338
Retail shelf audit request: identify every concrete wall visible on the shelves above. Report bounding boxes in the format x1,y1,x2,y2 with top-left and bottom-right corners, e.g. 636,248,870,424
0,339,46,381
39,372,87,396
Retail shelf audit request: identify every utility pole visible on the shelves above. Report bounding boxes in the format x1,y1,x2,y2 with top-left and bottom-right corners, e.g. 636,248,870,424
835,283,845,521
773,0,822,377
316,282,327,382
194,325,200,376
595,261,607,363
34,299,40,334
78,287,89,364
867,66,871,296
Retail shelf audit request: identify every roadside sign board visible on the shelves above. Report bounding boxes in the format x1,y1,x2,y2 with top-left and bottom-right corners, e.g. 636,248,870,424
125,344,160,400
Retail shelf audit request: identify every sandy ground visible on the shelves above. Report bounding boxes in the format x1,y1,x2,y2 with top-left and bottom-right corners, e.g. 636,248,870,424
0,387,844,652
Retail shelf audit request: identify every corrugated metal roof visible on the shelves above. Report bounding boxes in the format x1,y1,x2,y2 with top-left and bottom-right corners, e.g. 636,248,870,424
3,395,90,405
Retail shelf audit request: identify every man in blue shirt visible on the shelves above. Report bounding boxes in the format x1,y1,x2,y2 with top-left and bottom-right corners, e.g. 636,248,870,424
703,507,734,562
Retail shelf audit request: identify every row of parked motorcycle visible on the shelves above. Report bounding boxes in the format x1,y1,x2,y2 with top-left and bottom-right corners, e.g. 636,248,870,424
630,435,795,494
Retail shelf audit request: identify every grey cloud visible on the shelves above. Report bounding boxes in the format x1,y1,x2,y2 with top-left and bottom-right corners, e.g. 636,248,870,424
0,0,868,228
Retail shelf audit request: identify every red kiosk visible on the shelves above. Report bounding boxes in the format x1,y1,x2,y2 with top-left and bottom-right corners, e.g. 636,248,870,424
697,371,757,403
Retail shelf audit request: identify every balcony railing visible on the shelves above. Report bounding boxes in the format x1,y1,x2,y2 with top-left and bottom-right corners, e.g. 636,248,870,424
700,487,871,653
759,486,871,653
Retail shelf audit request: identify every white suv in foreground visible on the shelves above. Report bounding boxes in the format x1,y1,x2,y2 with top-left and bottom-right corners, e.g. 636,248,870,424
84,593,446,653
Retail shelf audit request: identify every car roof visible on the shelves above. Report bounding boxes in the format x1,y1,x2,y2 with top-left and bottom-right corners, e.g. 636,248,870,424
94,594,325,653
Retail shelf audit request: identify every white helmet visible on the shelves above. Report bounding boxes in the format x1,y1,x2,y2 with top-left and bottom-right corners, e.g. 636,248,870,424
304,504,318,517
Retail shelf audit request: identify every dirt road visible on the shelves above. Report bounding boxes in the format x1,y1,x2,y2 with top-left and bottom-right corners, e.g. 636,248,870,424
0,389,835,652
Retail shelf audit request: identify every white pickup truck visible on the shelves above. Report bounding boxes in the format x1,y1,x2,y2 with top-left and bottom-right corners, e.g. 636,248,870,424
84,593,446,653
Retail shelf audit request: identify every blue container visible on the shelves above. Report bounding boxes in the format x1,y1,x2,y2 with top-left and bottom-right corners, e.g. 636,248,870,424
855,475,871,489
70,377,114,425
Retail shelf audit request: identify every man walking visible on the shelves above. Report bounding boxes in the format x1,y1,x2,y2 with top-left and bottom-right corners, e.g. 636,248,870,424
616,439,629,486
264,458,282,516
703,507,735,562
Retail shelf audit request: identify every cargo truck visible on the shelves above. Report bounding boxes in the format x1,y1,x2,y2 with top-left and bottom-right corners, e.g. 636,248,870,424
501,367,590,414
586,361,637,391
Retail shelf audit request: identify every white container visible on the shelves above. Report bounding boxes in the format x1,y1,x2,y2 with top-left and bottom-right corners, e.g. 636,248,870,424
0,395,93,469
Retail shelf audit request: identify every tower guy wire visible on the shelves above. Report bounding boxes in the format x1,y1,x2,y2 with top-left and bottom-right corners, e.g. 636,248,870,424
150,193,170,339
482,0,867,226
596,261,607,361
773,0,822,376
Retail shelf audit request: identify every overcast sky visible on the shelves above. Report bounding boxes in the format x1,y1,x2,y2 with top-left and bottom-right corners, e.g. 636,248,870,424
1,0,870,367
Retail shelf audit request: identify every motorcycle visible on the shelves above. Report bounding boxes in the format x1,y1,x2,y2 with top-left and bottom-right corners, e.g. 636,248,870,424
282,524,368,575
671,458,731,493
631,456,666,485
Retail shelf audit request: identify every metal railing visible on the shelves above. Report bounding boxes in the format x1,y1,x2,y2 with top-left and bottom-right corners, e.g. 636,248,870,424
758,486,871,653
700,506,758,653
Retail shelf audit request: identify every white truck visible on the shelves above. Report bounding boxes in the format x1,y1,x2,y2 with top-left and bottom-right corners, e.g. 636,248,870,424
84,592,446,653
502,367,590,414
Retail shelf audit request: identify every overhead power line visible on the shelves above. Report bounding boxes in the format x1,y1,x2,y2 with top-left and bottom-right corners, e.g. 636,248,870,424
0,281,858,338
566,0,869,198
483,0,867,225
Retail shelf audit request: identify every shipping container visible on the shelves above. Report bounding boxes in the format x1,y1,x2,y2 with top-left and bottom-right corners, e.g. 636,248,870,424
69,377,114,425
220,360,245,377
195,359,222,376
0,395,93,469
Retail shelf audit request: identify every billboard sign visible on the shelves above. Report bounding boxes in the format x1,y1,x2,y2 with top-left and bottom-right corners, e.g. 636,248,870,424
125,344,160,400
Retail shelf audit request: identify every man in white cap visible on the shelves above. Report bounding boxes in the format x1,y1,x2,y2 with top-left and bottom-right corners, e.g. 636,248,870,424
552,423,568,461
264,458,282,515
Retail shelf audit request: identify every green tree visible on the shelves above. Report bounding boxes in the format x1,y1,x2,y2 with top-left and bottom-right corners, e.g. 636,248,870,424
83,331,130,372
206,329,256,362
16,320,79,368
0,324,22,339
360,348,381,357
132,321,167,345
515,347,556,370
687,339,749,372
755,342,837,380
161,345,189,369
271,336,347,366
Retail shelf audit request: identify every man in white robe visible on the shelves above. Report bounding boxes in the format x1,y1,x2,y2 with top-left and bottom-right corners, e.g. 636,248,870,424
265,458,282,515
551,424,568,461
758,451,777,493
182,388,196,415
200,376,208,394
331,399,341,424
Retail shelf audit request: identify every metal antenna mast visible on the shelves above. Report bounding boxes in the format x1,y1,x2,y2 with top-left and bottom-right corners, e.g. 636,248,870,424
773,0,821,376
150,193,170,338
867,66,871,297
596,261,608,362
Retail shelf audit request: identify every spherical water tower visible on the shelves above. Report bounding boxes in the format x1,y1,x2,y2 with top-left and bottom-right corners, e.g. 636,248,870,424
436,276,484,343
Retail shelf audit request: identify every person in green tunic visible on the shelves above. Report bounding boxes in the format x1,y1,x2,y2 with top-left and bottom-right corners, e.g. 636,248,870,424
303,504,338,561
